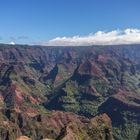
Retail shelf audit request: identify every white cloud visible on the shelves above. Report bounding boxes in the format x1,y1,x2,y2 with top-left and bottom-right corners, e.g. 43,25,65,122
9,41,16,45
41,28,140,46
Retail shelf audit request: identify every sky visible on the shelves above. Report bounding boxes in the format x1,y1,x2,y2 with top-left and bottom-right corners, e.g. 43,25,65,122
0,0,140,45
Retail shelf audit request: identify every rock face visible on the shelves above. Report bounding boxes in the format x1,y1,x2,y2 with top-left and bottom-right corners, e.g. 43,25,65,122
0,44,140,139
56,113,114,140
0,109,114,140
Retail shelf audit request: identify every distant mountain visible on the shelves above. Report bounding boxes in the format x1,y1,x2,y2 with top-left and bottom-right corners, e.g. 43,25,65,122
0,44,140,140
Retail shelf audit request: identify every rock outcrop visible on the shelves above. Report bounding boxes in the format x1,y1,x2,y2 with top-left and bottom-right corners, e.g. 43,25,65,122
0,109,114,140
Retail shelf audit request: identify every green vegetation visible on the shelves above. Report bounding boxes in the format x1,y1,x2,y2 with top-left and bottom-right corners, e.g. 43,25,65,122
0,45,140,139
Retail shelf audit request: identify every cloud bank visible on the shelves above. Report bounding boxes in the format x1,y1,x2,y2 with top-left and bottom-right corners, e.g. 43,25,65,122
9,41,16,45
43,28,140,46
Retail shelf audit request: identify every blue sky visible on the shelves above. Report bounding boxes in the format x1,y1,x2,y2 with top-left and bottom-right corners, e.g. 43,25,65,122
0,0,140,45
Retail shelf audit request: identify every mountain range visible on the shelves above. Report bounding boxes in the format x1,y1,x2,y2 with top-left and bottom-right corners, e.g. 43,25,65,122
0,44,140,140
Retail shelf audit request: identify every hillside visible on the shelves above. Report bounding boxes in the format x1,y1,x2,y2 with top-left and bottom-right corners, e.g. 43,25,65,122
0,44,140,140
